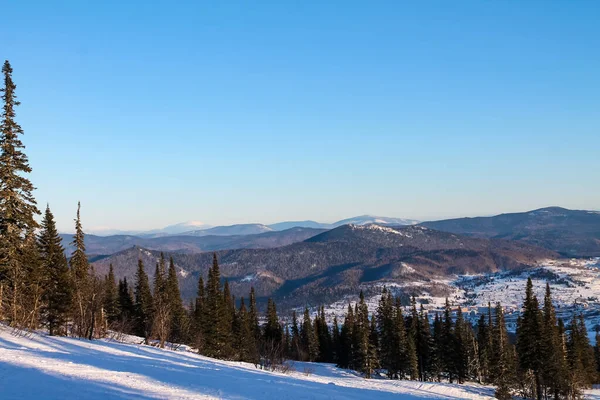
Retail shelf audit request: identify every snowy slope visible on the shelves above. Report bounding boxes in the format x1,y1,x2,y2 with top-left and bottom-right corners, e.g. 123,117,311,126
0,325,500,400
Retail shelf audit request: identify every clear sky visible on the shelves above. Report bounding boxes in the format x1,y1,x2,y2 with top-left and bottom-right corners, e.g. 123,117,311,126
2,1,599,232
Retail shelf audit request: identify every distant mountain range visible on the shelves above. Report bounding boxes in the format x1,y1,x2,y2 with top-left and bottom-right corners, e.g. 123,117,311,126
420,207,600,257
82,215,420,237
61,227,326,257
92,224,557,310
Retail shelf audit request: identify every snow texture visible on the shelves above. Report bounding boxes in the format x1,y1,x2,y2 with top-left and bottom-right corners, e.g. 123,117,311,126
0,325,508,400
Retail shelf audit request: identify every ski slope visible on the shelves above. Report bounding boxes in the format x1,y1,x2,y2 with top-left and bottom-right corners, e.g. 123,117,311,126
0,325,497,400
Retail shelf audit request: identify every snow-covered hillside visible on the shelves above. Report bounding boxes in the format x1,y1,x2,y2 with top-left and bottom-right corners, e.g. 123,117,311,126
0,325,499,400
317,258,600,335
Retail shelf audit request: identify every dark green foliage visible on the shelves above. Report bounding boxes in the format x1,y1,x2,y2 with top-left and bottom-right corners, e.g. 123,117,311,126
166,257,188,344
117,277,135,324
0,60,40,325
516,277,544,399
134,259,153,343
300,307,318,362
567,313,597,390
104,265,119,324
315,306,332,362
38,206,72,336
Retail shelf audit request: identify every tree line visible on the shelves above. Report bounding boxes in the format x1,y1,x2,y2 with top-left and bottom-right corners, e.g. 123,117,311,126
1,59,599,400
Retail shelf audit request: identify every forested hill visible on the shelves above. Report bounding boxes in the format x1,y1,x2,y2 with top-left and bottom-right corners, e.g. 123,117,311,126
420,207,600,257
92,224,557,309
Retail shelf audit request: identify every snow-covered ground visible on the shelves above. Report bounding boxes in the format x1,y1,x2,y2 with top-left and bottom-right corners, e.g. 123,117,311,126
0,325,499,400
318,258,600,335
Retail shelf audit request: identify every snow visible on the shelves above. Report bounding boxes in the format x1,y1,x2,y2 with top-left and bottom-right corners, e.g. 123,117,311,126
0,325,506,400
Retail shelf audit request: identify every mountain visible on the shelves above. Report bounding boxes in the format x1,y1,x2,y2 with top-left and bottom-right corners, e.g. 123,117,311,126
331,215,420,227
268,220,326,230
93,224,556,310
180,223,274,236
60,227,325,256
420,206,600,257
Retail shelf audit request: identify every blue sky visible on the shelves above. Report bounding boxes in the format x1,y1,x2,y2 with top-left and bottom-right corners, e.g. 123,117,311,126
2,1,599,231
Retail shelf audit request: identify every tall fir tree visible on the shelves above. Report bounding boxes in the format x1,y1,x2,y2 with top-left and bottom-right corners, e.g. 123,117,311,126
0,60,40,324
134,259,153,344
300,307,318,362
104,265,119,324
193,275,206,352
70,202,90,338
166,256,187,344
117,277,135,326
540,283,568,399
492,303,515,400
516,277,544,400
38,206,72,336
22,230,43,329
152,254,170,348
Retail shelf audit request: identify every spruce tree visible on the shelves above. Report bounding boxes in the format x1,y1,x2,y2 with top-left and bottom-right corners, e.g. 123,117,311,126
166,256,187,344
377,288,396,378
431,313,444,382
235,297,252,362
22,230,43,329
134,259,153,344
540,283,568,398
300,307,318,361
38,206,72,336
70,202,91,338
220,280,234,358
331,315,341,364
442,298,457,383
193,276,206,352
338,304,354,369
104,264,119,324
516,277,543,400
117,277,135,325
247,286,260,364
0,60,40,325
152,254,170,347
492,303,514,400
290,310,301,360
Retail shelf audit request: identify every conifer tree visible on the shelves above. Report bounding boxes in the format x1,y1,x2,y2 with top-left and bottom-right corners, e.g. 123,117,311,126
220,280,234,358
70,202,91,338
567,313,596,390
430,313,444,382
152,254,170,347
516,277,543,400
38,206,72,336
193,276,206,352
442,298,457,383
104,265,119,324
338,304,354,369
454,307,469,383
492,303,514,400
301,307,318,361
540,283,568,399
377,288,396,378
134,259,153,344
354,291,374,377
477,313,491,383
315,306,332,362
166,256,187,344
235,297,253,362
331,315,341,364
247,286,260,364
117,277,135,325
0,60,40,324
22,230,43,329
290,310,301,360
